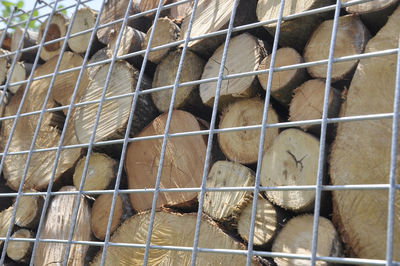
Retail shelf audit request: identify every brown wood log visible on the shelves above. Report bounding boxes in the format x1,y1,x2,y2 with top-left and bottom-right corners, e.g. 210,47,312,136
6,229,33,263
304,14,370,82
0,48,9,85
260,128,321,212
91,211,255,265
257,47,307,106
218,98,279,165
0,30,12,51
200,33,266,108
7,61,26,94
125,110,207,212
14,194,44,229
34,186,91,266
152,49,205,112
38,12,68,61
272,215,342,266
87,47,109,77
11,27,38,63
257,0,334,52
330,5,400,260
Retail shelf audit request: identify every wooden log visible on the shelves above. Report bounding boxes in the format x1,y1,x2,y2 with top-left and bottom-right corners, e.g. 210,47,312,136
133,0,193,23
14,194,44,229
304,14,370,82
256,0,334,52
11,27,38,63
6,229,33,263
91,211,255,265
142,17,180,64
7,61,26,94
260,128,321,212
125,110,207,212
257,47,307,106
73,152,117,191
0,207,13,246
0,48,9,85
152,49,205,112
0,30,12,51
168,0,194,23
237,196,277,246
38,12,68,61
200,33,266,108
272,215,342,265
329,5,400,260
218,98,279,165
87,47,109,77
34,186,91,266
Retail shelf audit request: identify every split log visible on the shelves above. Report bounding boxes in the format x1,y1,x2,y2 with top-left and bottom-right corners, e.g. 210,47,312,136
329,5,400,260
152,49,205,112
14,194,44,229
289,79,342,133
199,33,266,107
260,128,321,212
7,61,26,94
237,196,277,246
168,0,194,23
11,27,38,63
218,98,279,165
272,215,342,266
34,186,91,266
6,229,33,263
125,110,207,212
38,12,68,61
304,15,370,82
91,211,255,265
180,0,259,57
257,47,307,106
256,0,334,52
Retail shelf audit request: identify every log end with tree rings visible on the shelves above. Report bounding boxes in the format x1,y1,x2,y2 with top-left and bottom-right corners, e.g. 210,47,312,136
38,13,68,61
68,7,98,54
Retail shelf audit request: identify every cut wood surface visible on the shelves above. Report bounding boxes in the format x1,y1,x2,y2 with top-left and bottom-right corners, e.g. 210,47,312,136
168,0,194,23
73,152,116,191
258,47,307,106
34,186,91,266
152,49,205,112
6,229,33,263
87,47,109,77
14,194,44,228
330,5,400,260
237,196,277,246
304,15,370,82
7,61,26,94
0,48,9,84
91,211,254,265
260,128,320,212
218,98,279,164
0,30,12,50
38,12,68,61
11,27,38,63
272,215,342,266
200,33,265,107
125,110,207,212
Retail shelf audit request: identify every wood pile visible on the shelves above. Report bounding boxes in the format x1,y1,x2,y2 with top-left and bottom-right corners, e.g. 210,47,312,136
0,0,399,265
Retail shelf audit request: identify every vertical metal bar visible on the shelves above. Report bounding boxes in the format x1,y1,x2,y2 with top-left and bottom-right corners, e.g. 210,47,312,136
0,6,16,48
310,0,342,265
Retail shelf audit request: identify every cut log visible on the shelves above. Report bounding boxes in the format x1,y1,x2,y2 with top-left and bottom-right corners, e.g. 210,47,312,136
257,47,307,106
0,30,12,51
0,206,13,247
289,79,342,133
0,48,9,84
73,152,117,191
260,128,320,212
14,194,44,229
237,196,277,246
87,47,109,77
137,0,169,18
200,33,265,107
11,27,38,63
180,0,259,57
34,186,91,266
7,61,26,94
38,12,68,61
202,161,254,224
152,49,205,112
329,5,400,260
125,110,207,212
256,0,334,52
91,211,255,265
304,15,370,82
6,229,33,263
272,215,342,266
168,0,194,23
218,98,279,165
142,17,180,64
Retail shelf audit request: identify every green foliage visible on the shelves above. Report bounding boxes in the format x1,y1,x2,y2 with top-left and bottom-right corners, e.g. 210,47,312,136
1,0,39,30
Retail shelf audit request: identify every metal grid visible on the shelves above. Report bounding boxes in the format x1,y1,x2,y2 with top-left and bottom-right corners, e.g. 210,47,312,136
0,0,398,265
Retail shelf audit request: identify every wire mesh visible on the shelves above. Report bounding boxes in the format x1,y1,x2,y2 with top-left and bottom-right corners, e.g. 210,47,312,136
0,0,398,265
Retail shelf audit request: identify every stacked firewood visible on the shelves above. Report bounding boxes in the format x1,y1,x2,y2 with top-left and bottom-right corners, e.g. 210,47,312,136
0,0,399,265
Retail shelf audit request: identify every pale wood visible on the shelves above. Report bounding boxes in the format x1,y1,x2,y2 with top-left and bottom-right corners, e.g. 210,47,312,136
152,49,205,112
0,48,9,84
38,13,68,61
7,61,26,94
169,0,194,23
6,229,33,263
91,211,255,265
329,5,400,260
257,0,334,52
200,33,265,107
260,128,320,212
237,196,277,246
14,194,44,228
258,47,307,106
0,206,12,246
218,98,279,164
272,215,342,266
87,47,109,77
137,0,193,22
125,110,207,212
11,27,38,63
34,186,91,266
73,152,117,191
304,15,370,82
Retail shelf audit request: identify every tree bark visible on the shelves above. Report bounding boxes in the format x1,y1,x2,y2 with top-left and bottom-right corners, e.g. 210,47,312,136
11,27,38,63
218,98,279,165
38,12,68,61
6,229,33,263
7,61,26,94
